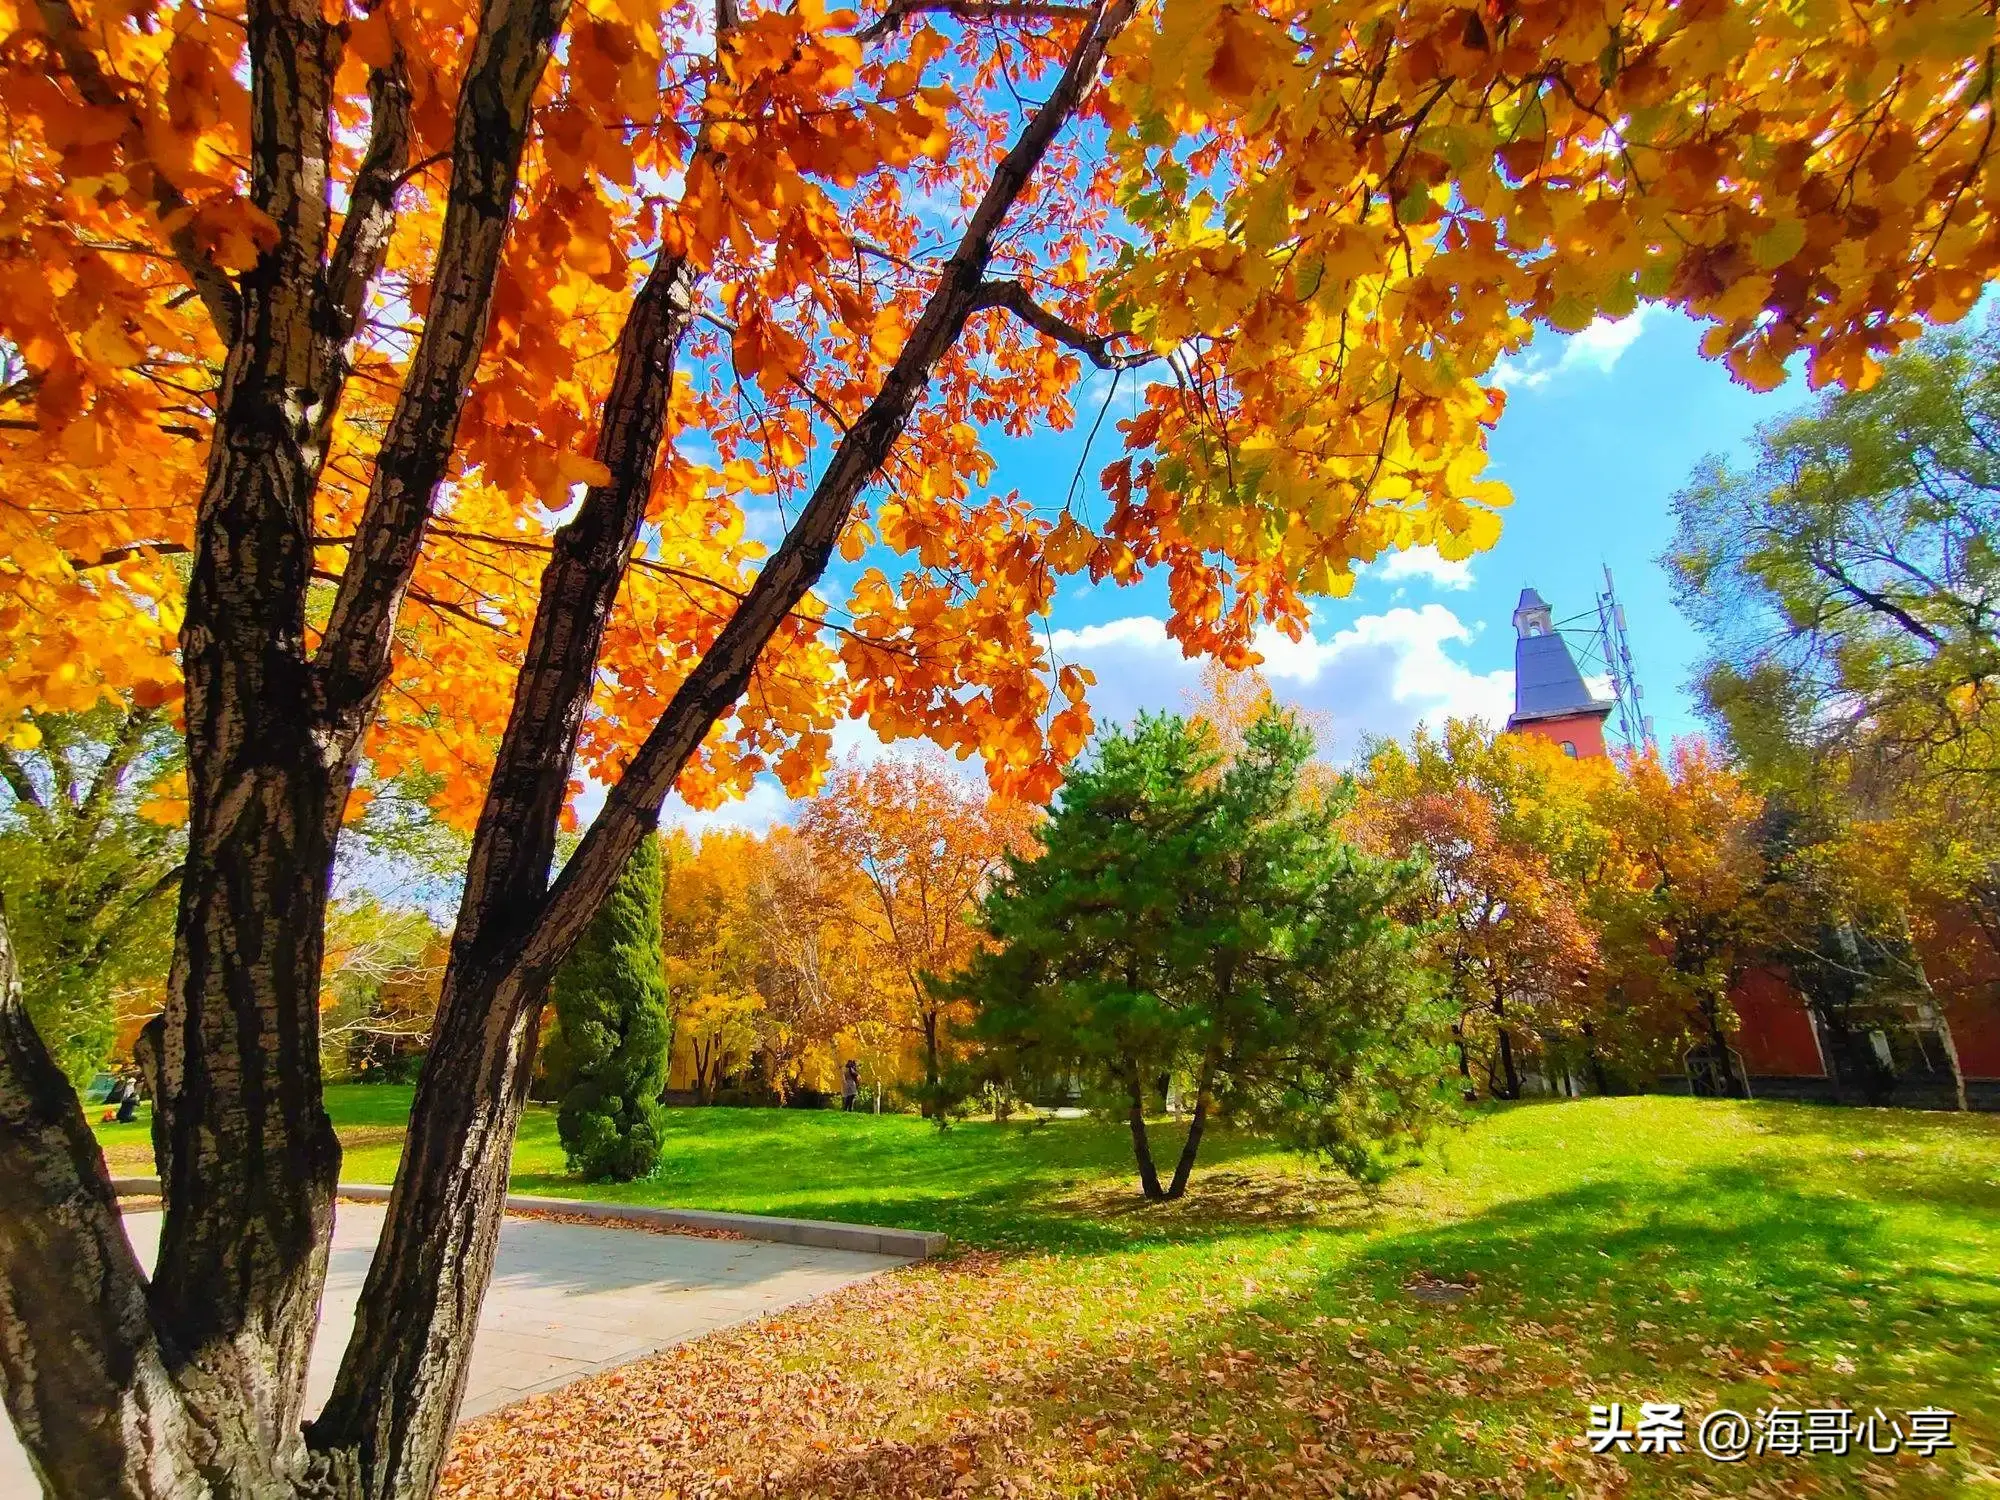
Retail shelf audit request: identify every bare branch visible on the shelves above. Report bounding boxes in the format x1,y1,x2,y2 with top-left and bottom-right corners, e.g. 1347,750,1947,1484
974,278,1157,369
861,0,1092,42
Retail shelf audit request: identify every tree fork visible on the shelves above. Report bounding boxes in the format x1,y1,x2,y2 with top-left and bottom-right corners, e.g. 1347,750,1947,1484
312,7,1134,1486
1166,1050,1216,1200
2,0,582,1483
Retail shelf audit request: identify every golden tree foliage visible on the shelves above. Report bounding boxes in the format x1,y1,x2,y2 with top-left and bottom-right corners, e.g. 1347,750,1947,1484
0,0,1099,812
659,829,766,1099
796,752,1037,1100
4,0,1996,813
659,823,921,1100
1100,0,2000,659
742,832,879,1096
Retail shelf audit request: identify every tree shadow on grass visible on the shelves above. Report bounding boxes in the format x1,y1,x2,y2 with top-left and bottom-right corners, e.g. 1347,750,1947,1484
837,1166,1994,1495
514,1115,1343,1253
447,1160,1996,1499
1726,1100,2000,1223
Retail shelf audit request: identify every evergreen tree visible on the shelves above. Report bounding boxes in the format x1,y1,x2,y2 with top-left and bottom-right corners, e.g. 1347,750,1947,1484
960,709,1444,1200
549,831,672,1181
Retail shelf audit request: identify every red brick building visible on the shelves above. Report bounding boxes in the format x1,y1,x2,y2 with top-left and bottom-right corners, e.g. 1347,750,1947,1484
1505,584,1999,1110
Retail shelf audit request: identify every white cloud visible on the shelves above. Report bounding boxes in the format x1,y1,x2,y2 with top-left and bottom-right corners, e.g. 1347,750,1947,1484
650,604,1517,837
1490,306,1655,392
662,777,793,838
1374,547,1474,591
1050,604,1514,762
1491,357,1552,392
1559,306,1654,374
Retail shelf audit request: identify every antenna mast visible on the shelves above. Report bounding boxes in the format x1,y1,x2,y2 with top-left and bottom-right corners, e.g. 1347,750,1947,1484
1595,565,1656,757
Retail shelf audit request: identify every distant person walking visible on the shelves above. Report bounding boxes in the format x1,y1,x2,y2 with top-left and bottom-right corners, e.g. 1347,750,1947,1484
842,1059,860,1112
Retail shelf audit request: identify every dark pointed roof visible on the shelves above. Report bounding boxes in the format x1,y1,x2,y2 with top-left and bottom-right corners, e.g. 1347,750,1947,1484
1508,585,1611,727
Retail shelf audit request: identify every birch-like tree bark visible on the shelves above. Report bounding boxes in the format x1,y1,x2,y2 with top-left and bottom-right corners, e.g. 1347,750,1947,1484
0,0,1131,1491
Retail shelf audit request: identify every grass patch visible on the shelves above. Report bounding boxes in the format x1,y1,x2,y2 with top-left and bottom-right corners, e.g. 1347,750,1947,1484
99,1089,2000,1495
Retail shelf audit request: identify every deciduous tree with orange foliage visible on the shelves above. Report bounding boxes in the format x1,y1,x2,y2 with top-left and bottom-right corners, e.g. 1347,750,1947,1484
798,753,1036,1111
1588,740,1772,1097
3,0,1998,1486
1355,720,1610,1098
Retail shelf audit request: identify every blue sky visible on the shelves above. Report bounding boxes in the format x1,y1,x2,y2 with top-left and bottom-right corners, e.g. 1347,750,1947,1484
671,306,1820,835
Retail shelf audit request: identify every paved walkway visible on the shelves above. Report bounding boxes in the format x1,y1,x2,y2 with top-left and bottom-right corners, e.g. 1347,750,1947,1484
1,1201,906,1495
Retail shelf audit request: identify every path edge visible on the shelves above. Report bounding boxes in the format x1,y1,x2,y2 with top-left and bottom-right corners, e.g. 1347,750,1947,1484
107,1178,946,1260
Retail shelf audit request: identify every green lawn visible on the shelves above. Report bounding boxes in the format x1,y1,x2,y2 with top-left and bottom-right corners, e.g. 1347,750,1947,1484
99,1090,2000,1496
96,1084,1309,1248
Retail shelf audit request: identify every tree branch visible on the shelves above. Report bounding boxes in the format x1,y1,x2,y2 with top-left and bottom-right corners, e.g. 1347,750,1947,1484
522,0,1137,996
974,278,1155,369
314,46,413,423
308,0,574,742
861,0,1092,42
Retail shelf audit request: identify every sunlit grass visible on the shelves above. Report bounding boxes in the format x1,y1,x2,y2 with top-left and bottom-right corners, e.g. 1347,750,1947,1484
100,1088,2000,1495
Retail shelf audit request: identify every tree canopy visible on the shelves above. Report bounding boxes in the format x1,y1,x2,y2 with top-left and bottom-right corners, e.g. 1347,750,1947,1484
0,702,182,1083
1355,722,1609,1099
798,752,1035,1109
6,0,1998,802
1670,323,2000,799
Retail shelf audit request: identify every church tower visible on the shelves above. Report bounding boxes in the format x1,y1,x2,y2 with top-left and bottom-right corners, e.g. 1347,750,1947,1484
1505,587,1612,759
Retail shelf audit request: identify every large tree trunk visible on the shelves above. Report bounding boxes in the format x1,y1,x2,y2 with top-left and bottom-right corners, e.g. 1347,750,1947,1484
918,1007,942,1118
1581,1020,1611,1096
140,0,350,1469
1,0,1134,1492
1695,993,1746,1099
3,0,564,1484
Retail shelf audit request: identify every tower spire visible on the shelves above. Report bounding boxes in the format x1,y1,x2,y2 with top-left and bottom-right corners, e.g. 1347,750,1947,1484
1506,583,1613,758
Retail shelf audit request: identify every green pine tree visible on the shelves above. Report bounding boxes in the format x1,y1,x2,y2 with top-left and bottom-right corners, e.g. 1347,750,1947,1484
959,708,1445,1200
549,830,672,1181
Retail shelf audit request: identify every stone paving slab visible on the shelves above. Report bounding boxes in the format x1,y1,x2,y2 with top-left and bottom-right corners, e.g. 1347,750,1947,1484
1,1201,907,1497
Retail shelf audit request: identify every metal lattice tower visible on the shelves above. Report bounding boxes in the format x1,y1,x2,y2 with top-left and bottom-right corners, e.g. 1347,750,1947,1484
1550,568,1656,757
1593,565,1656,757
